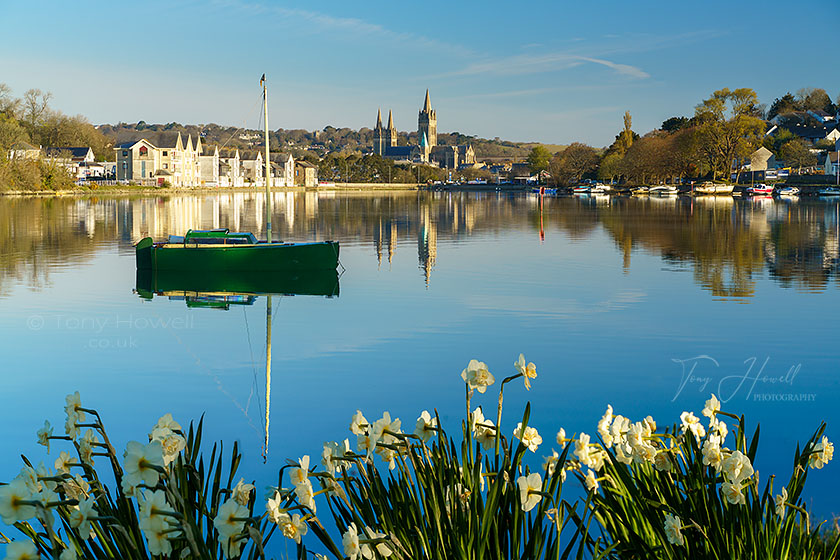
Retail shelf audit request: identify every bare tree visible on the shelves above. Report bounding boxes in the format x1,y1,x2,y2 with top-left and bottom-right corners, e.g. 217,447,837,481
22,88,53,130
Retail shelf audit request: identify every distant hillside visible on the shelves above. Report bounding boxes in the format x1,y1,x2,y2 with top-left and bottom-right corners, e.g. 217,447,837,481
97,122,562,161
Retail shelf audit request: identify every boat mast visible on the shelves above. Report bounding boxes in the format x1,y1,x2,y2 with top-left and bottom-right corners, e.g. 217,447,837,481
263,294,272,461
262,74,272,243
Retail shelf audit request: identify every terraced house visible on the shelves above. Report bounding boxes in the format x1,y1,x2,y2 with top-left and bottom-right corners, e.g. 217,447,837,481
115,132,297,187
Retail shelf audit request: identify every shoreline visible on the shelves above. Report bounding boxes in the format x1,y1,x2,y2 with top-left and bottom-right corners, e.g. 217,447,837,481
0,182,421,197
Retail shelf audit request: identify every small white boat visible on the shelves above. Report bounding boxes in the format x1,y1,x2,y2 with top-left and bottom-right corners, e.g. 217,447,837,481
589,184,609,194
649,185,678,195
776,186,800,197
572,185,590,194
818,186,840,196
746,183,773,195
694,182,734,195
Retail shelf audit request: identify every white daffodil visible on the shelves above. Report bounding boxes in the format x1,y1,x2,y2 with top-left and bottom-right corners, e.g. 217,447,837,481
597,405,614,447
0,479,36,524
150,427,186,466
59,548,77,560
654,450,673,472
65,391,84,421
414,410,438,442
517,472,542,512
214,497,249,540
265,490,285,524
350,410,368,435
278,512,308,544
54,451,75,475
514,353,537,390
137,489,171,533
643,415,657,433
361,527,393,558
371,412,401,447
290,456,310,487
721,450,754,484
219,533,245,560
663,513,684,546
232,478,255,507
584,469,599,493
574,433,594,468
710,417,728,442
342,523,361,560
294,479,316,512
376,446,398,470
461,359,495,393
79,429,99,465
145,527,174,557
775,487,788,518
610,415,630,446
35,462,57,492
322,441,348,474
722,481,746,505
2,541,40,560
702,393,721,418
15,466,41,494
123,440,164,488
152,413,182,434
702,435,723,471
63,474,90,501
37,420,53,453
68,496,98,540
474,417,497,450
542,450,560,477
513,423,542,452
809,436,834,469
556,428,566,448
680,411,706,442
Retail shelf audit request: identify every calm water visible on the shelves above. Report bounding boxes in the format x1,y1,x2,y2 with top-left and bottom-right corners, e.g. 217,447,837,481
1,191,839,539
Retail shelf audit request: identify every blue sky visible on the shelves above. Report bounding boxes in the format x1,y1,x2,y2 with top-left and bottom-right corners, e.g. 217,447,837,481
2,0,838,146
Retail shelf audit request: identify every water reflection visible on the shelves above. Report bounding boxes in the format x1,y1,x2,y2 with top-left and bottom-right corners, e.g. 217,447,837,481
134,267,340,460
1,192,839,298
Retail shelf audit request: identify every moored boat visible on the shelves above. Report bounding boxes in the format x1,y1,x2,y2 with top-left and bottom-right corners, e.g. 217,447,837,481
776,186,800,197
746,183,773,195
649,185,678,195
136,229,340,272
694,182,734,195
818,186,840,196
134,75,340,273
572,185,590,194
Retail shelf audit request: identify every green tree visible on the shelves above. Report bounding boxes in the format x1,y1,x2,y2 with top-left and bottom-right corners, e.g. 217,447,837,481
779,138,817,173
796,87,835,113
694,88,765,180
0,83,21,119
767,92,798,119
598,152,623,183
763,127,797,155
549,143,600,186
0,113,29,154
526,145,552,177
661,116,689,132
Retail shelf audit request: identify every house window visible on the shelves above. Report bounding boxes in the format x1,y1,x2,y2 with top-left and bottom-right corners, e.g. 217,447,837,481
122,151,128,157
139,146,148,156
163,151,168,156
163,163,168,169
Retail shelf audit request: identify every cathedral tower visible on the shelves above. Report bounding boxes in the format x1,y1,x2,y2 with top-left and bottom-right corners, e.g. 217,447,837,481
386,110,398,148
373,108,385,156
418,89,437,149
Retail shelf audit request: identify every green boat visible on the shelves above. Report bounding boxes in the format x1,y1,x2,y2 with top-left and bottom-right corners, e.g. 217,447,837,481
135,265,340,299
134,75,339,274
135,229,340,272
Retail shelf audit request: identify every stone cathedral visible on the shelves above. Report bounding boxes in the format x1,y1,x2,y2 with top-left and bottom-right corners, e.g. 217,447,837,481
372,90,475,169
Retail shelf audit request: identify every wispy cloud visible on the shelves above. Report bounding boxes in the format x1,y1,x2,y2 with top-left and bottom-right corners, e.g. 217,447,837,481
445,52,649,79
210,0,475,57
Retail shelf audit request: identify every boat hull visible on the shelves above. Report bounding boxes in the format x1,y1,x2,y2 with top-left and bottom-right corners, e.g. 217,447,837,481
135,267,340,298
136,237,340,272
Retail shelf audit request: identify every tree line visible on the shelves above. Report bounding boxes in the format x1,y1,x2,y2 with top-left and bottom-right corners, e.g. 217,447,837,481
530,87,839,186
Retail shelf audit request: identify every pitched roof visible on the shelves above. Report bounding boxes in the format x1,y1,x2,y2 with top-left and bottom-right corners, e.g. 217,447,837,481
44,146,92,158
10,141,39,151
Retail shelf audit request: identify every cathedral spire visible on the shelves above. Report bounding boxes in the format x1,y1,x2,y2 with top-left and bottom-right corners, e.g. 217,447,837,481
387,110,394,130
423,89,432,112
375,108,382,129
